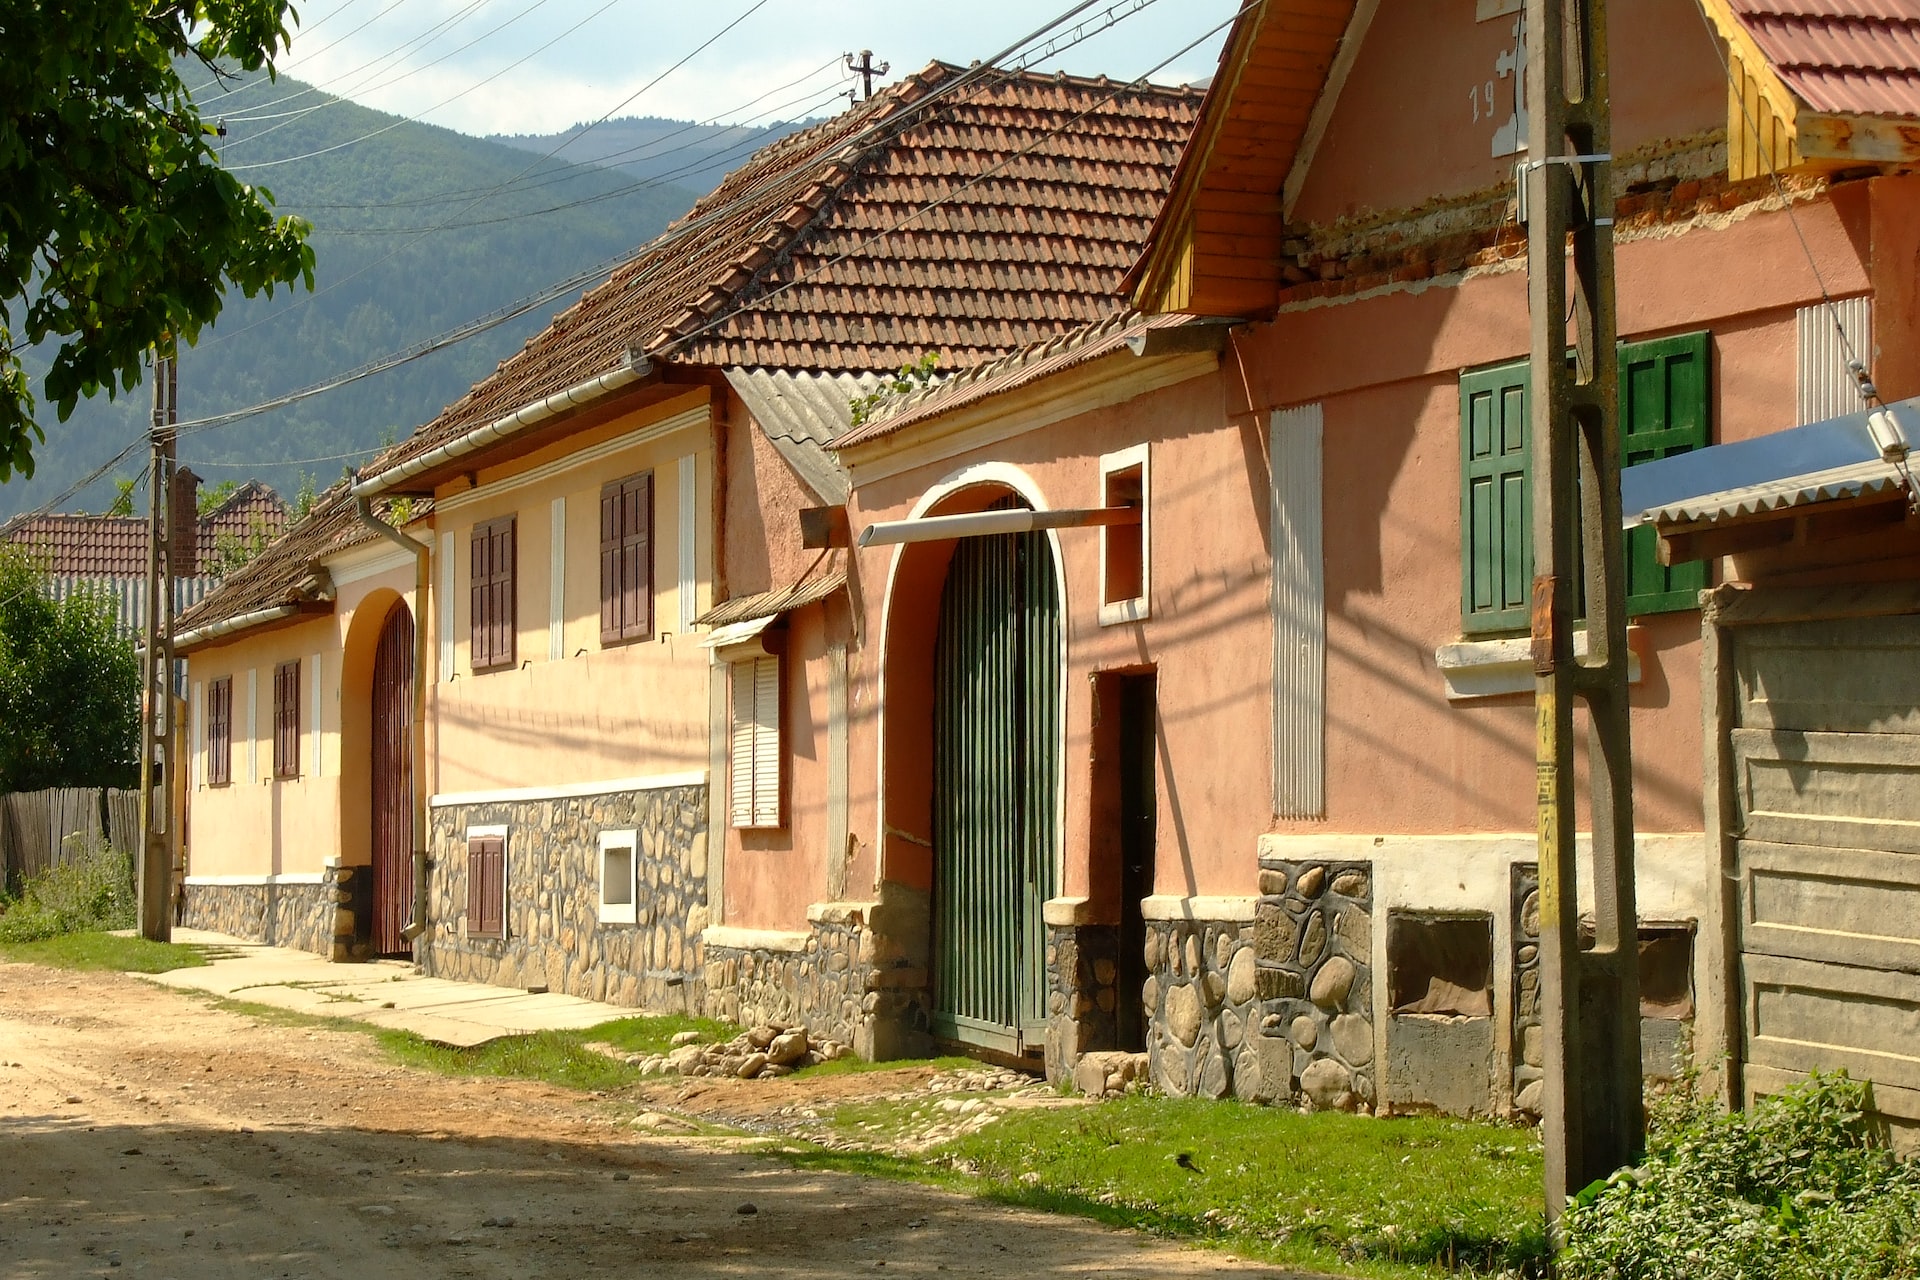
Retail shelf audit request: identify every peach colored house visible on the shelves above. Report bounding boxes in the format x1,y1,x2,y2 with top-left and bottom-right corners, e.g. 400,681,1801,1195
171,65,1202,1031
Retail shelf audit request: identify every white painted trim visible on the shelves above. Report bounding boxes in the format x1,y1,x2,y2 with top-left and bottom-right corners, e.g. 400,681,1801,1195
872,461,1068,896
310,651,324,779
1042,896,1095,926
548,496,567,662
439,537,457,681
430,769,708,809
245,668,258,784
597,828,639,925
678,453,698,633
1435,626,1644,700
702,924,810,953
429,405,710,514
183,872,330,887
1141,894,1259,923
190,680,204,792
844,352,1215,487
1271,404,1327,818
465,823,509,840
326,533,434,589
1097,442,1151,627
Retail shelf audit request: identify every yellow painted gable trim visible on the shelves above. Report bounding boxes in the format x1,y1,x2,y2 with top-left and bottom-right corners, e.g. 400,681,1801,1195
1699,0,1802,179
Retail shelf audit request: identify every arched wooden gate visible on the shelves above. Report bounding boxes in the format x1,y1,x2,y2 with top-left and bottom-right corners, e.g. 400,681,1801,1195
371,602,415,956
930,519,1061,1055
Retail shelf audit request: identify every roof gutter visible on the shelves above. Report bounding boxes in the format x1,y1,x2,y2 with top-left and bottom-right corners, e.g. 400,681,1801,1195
171,602,304,653
351,351,654,499
353,495,434,943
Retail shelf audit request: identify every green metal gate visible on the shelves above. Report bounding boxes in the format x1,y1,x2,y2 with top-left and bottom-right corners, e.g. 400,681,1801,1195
931,518,1061,1054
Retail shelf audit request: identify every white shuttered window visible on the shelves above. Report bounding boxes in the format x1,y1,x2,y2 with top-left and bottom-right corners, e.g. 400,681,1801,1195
729,656,782,828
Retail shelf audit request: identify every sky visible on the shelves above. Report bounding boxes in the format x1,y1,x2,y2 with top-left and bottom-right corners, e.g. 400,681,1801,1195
195,0,1238,140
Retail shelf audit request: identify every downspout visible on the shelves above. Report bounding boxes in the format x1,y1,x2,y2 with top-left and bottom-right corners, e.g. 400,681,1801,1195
353,496,433,942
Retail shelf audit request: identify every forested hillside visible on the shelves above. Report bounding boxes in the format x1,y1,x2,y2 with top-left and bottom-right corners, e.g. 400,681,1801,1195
487,116,816,196
0,65,707,521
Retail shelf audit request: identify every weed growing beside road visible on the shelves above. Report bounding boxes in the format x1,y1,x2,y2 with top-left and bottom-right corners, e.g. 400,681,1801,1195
0,842,136,942
784,1093,1549,1278
376,1014,737,1092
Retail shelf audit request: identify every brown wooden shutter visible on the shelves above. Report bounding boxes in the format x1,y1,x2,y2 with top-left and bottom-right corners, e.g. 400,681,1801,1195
628,472,653,641
208,678,232,786
272,660,300,778
470,522,491,668
494,519,517,667
466,835,506,939
600,485,620,643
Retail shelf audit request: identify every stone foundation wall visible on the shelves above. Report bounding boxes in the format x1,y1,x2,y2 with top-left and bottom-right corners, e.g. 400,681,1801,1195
1252,859,1377,1112
1144,917,1265,1100
418,784,707,1013
1045,923,1120,1082
702,901,931,1060
1512,865,1544,1116
180,877,335,955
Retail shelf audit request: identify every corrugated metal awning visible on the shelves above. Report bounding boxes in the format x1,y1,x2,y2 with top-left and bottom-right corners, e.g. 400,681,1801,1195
1623,396,1918,528
696,569,847,631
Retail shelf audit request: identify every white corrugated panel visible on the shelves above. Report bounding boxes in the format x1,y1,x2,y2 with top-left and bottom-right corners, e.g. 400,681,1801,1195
1271,404,1327,819
1798,296,1872,426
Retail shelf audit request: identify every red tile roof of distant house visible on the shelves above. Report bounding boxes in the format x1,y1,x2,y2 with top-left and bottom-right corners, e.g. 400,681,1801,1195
1725,0,1920,117
2,482,288,579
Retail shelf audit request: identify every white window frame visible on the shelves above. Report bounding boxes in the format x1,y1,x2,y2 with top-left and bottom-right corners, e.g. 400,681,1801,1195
598,828,639,925
463,823,509,941
1097,443,1151,626
310,650,324,778
729,654,783,829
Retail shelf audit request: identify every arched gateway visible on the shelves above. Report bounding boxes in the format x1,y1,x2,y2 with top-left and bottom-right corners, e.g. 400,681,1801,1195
370,601,415,956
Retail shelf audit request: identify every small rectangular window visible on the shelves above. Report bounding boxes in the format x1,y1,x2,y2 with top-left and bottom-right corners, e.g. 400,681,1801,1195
272,660,300,779
470,516,518,671
598,829,638,925
730,655,782,829
600,472,655,645
207,677,233,787
1098,445,1149,625
466,828,507,940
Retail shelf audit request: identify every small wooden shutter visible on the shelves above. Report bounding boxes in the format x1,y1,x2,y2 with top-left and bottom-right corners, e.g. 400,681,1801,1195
1460,360,1532,634
729,656,782,828
470,522,491,668
466,835,506,939
208,678,232,786
600,473,655,644
1619,332,1711,614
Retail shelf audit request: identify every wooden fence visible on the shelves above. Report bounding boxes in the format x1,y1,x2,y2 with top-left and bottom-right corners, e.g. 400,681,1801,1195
0,788,140,894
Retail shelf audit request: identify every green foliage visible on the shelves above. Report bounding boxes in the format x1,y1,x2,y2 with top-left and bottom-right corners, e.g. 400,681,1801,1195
372,1013,736,1093
0,927,211,972
1561,1072,1920,1280
849,351,942,426
103,477,136,517
208,510,276,576
0,0,315,481
196,478,239,515
0,546,139,790
292,470,316,520
0,839,135,942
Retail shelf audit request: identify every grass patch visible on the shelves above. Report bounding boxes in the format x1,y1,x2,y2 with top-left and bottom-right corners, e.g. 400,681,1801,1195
781,1093,1547,1278
790,1052,978,1080
372,1013,737,1093
0,930,212,973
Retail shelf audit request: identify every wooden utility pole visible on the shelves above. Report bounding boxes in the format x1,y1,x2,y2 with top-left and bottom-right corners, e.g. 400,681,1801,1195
1523,0,1642,1220
136,346,177,943
845,49,890,100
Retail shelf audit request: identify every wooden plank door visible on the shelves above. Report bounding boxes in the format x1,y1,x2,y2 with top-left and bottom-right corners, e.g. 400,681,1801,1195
931,520,1060,1055
371,603,415,957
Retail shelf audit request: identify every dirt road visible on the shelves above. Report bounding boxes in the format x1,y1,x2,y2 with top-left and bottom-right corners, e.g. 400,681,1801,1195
0,962,1309,1279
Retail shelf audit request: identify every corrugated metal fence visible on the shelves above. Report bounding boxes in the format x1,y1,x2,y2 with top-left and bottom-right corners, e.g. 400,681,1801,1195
0,788,140,894
43,575,214,639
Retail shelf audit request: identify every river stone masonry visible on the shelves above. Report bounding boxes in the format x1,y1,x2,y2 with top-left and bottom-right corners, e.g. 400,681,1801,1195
1144,916,1265,1101
179,874,337,956
1251,857,1376,1112
1511,864,1544,1118
418,784,707,1013
1045,922,1121,1083
702,901,932,1061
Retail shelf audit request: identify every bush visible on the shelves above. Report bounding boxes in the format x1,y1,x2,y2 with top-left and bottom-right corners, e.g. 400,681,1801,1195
1560,1071,1920,1280
0,839,136,942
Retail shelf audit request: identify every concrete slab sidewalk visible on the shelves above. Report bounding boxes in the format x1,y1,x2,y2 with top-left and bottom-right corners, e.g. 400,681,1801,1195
142,928,633,1047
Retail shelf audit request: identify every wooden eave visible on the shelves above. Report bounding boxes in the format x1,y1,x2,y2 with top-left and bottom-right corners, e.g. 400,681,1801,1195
1124,0,1357,318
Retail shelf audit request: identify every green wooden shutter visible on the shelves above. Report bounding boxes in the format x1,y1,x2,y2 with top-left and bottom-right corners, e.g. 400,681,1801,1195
1619,333,1711,615
1460,360,1532,634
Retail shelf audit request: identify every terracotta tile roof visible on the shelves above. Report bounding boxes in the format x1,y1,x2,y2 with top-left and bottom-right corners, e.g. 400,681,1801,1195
1727,0,1920,116
360,61,1201,485
3,482,288,579
172,483,428,646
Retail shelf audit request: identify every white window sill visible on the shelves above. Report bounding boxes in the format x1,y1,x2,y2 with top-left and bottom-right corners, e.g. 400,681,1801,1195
1435,625,1644,701
1098,596,1150,627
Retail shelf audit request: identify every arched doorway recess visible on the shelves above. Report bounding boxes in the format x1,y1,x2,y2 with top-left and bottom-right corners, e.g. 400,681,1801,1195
370,601,415,956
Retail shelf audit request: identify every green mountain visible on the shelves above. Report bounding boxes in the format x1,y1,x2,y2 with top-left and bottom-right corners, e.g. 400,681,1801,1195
0,65,704,521
486,116,818,197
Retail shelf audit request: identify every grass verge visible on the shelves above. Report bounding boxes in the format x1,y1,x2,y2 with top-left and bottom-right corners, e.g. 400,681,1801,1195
779,1094,1548,1279
372,1013,736,1093
0,931,212,973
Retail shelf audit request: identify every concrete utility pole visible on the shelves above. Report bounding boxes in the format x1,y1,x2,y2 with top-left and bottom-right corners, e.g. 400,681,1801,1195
1522,0,1642,1220
136,346,178,943
845,49,890,101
